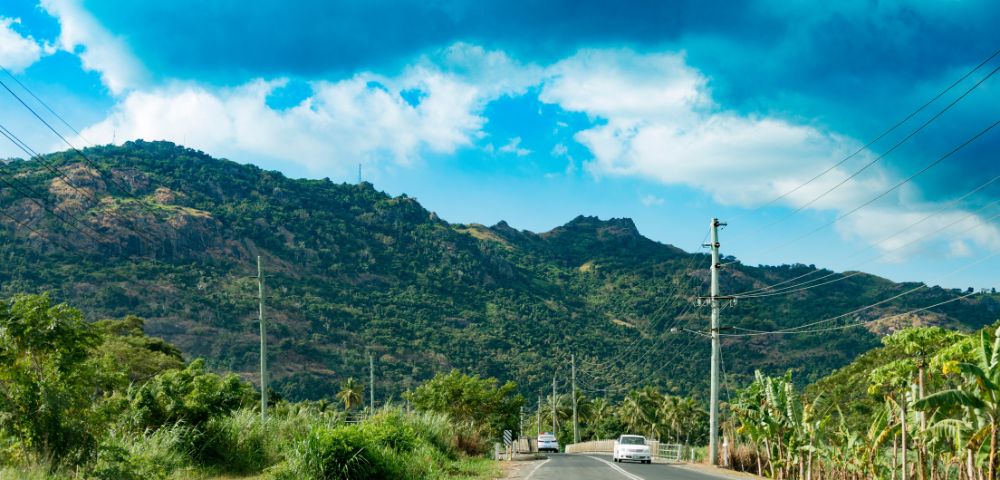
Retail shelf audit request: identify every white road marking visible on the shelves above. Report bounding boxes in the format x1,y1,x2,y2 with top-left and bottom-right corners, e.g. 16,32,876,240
524,457,551,480
587,455,647,480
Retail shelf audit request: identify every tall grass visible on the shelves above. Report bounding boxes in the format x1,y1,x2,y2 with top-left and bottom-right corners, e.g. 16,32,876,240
92,424,194,479
2,405,497,479
195,409,275,474
268,407,496,480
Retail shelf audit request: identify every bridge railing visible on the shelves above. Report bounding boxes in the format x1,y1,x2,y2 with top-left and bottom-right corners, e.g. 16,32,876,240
564,439,685,462
564,439,615,454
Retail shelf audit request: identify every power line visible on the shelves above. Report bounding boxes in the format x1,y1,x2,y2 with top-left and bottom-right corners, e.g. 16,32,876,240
770,290,981,336
0,207,67,249
0,75,171,215
0,122,162,248
730,175,1000,297
0,66,92,144
727,49,999,233
578,310,708,395
733,201,1000,299
582,252,710,371
722,117,1000,267
726,63,999,249
719,251,998,338
0,152,110,245
0,70,198,247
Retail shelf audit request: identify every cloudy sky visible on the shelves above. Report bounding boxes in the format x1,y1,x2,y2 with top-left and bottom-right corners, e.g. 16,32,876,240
0,0,997,288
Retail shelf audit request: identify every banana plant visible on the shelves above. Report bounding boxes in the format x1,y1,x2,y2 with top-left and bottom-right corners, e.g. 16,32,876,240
916,331,1000,480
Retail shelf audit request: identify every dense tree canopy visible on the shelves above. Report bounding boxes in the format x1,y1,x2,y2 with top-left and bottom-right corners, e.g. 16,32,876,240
407,369,523,438
0,141,996,404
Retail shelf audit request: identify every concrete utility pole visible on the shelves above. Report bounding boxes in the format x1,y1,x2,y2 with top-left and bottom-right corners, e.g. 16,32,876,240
707,218,725,465
572,354,579,444
552,375,557,434
537,394,542,435
369,353,375,410
520,405,524,440
257,255,268,422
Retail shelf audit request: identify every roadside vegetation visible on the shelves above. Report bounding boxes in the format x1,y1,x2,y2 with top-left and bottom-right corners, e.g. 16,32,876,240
525,387,710,449
727,324,1000,480
0,294,504,479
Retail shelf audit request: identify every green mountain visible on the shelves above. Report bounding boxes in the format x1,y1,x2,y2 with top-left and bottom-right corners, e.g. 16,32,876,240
1,140,997,401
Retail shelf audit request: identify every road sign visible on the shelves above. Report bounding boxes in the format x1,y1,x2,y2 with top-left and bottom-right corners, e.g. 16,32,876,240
503,429,512,446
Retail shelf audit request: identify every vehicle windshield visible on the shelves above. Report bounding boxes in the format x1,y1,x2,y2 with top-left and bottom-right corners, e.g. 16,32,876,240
620,436,645,445
539,435,556,441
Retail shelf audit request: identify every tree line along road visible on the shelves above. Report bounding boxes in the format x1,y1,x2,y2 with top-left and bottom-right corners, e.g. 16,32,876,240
523,454,746,480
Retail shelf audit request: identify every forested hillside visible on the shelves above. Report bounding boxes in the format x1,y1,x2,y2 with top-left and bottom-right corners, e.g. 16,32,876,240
1,140,997,401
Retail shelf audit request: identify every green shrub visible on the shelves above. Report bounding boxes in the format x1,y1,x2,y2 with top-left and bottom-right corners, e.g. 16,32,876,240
90,442,147,480
125,359,254,431
406,369,523,450
267,408,481,480
360,410,418,453
271,424,395,480
0,295,101,465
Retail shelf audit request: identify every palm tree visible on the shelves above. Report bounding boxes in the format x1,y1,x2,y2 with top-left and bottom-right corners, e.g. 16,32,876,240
589,397,612,425
575,391,593,423
541,393,570,434
620,391,647,435
337,377,364,411
917,331,1000,480
658,395,683,442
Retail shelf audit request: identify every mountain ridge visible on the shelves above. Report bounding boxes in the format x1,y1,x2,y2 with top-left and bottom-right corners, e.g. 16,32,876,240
1,140,996,401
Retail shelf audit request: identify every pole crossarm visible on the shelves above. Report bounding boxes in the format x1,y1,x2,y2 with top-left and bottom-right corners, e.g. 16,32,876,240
696,296,738,307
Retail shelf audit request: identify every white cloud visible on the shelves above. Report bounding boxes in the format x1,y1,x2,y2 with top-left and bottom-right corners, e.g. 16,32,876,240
432,42,544,99
63,29,997,261
540,49,865,208
641,194,665,206
79,46,533,175
836,205,1000,262
537,48,1000,260
40,0,146,94
0,17,47,72
498,137,531,156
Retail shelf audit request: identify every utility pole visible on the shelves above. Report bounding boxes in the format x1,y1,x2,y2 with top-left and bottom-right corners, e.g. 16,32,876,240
702,218,727,465
552,375,557,434
520,405,524,440
257,256,268,422
537,394,541,435
369,353,375,411
572,354,578,444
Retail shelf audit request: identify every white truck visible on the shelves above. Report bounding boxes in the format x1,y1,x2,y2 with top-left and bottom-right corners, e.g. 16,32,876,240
613,434,651,463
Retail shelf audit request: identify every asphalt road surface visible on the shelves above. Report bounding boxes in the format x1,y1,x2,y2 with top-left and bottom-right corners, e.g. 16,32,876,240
525,454,736,480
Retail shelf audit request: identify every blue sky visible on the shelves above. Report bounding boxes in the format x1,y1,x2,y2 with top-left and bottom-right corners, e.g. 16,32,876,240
0,0,998,289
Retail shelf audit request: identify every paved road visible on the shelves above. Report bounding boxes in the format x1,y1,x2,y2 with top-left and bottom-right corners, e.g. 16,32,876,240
525,454,737,480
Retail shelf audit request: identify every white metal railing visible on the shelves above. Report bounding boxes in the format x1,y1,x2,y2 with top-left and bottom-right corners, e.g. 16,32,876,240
565,439,685,462
565,439,616,454
658,443,682,462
